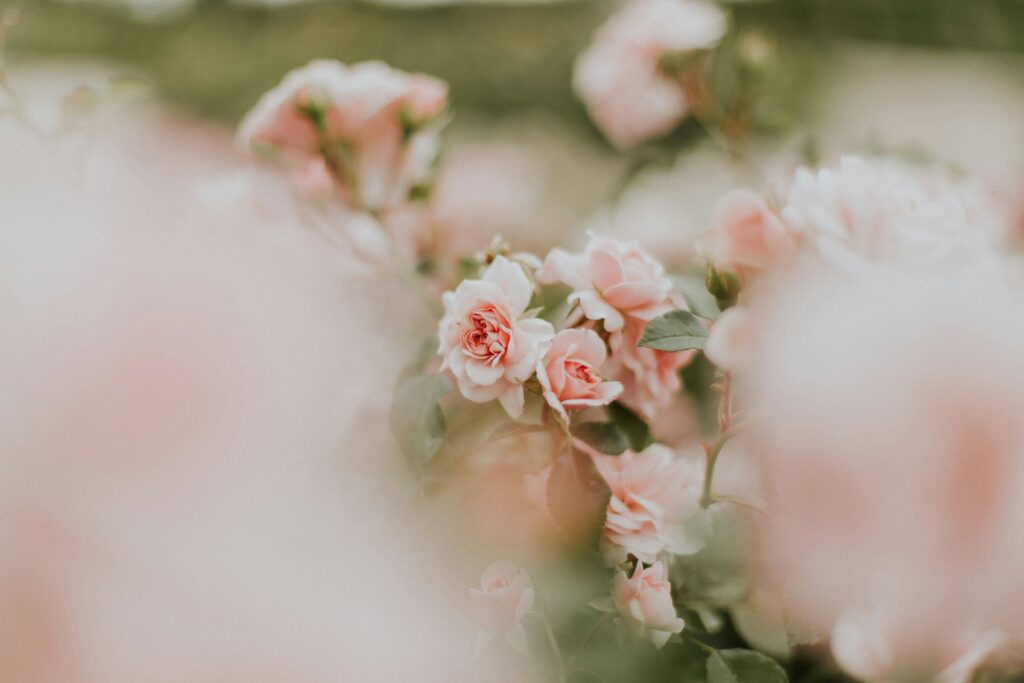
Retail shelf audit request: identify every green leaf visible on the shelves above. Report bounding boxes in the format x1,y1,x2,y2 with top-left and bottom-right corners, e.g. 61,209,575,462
607,402,653,452
673,503,750,606
707,649,788,683
671,274,721,320
571,421,628,455
731,601,792,661
389,375,451,466
639,310,708,352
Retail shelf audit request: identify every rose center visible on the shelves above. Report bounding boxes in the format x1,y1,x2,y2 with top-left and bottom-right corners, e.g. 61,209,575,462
566,359,597,385
461,307,510,362
486,577,511,592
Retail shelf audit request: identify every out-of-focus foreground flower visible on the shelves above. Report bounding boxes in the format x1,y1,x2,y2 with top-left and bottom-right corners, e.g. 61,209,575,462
0,112,523,682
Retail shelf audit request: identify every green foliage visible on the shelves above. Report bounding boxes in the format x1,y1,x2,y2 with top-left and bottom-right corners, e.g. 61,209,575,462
707,649,789,683
681,353,720,437
389,374,450,466
672,275,721,321
607,402,653,451
570,401,652,455
674,504,751,607
731,603,792,661
572,421,629,455
640,310,709,352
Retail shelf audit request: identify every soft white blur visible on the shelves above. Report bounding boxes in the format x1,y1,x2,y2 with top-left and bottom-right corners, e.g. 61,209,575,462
0,103,527,681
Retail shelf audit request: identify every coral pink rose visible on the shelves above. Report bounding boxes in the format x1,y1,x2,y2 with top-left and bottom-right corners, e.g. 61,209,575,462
538,236,674,332
573,0,727,148
607,318,695,420
538,328,623,422
704,306,755,372
237,60,448,212
438,256,554,419
595,445,704,564
469,560,535,653
613,561,686,648
703,189,794,278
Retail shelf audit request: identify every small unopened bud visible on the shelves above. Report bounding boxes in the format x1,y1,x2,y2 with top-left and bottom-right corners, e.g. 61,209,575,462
705,263,741,311
478,235,511,265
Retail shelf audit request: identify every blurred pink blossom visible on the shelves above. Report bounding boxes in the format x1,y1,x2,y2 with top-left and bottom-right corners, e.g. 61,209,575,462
573,0,726,148
704,306,755,372
831,606,1009,683
613,561,686,648
430,143,544,256
595,445,704,564
703,189,794,278
237,59,448,212
780,156,999,272
749,265,1024,661
0,112,515,683
469,560,535,653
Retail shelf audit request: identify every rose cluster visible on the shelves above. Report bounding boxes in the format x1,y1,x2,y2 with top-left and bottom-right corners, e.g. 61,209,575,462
234,10,1024,679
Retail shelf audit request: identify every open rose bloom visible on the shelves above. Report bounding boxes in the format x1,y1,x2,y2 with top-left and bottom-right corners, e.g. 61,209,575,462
438,256,554,418
538,236,675,332
538,328,623,421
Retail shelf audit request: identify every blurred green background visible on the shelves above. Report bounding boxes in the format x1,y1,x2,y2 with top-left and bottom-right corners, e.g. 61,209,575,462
10,0,1024,128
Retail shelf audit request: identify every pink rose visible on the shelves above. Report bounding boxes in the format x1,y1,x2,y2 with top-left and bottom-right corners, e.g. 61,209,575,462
613,561,686,648
751,267,1024,650
573,0,727,148
779,157,997,271
290,156,336,200
469,561,535,653
607,318,695,420
703,189,794,278
538,236,674,332
237,60,448,212
538,328,623,422
595,445,704,564
831,607,1009,683
236,60,340,156
704,306,755,372
438,256,554,419
430,144,543,256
